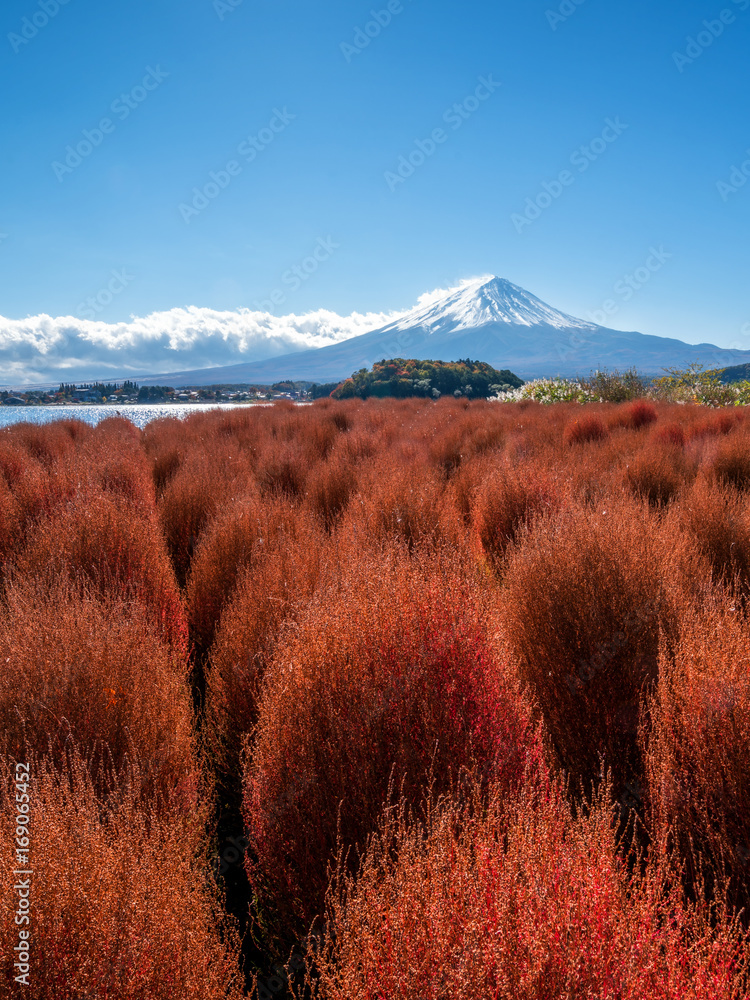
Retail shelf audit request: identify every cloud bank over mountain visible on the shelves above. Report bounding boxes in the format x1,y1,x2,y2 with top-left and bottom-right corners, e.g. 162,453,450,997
4,275,749,387
0,304,396,385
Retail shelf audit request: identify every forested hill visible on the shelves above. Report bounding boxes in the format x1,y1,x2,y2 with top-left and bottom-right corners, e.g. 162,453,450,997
330,359,523,400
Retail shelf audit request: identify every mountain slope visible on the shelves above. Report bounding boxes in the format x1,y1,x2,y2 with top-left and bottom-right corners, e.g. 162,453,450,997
134,277,750,386
719,362,750,384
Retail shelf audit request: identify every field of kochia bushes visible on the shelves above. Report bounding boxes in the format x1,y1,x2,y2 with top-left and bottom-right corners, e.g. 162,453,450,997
2,397,750,998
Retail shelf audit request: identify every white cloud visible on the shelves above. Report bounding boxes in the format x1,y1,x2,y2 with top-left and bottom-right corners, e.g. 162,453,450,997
0,304,398,385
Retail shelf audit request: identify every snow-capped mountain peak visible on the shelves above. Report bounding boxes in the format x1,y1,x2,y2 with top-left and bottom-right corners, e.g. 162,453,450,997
388,276,599,334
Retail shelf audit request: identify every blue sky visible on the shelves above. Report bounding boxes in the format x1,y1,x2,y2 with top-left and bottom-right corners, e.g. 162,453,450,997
2,0,750,352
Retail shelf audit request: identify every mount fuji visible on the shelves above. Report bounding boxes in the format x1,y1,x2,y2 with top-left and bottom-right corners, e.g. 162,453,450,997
135,276,750,386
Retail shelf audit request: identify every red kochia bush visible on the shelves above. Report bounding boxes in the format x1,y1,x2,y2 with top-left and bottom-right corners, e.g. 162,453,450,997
206,513,325,782
188,495,323,663
502,497,684,794
622,400,658,429
471,460,562,568
623,442,695,506
0,580,199,811
0,478,20,574
0,438,73,545
655,422,687,448
342,454,461,550
304,450,359,530
668,477,750,598
74,415,156,513
564,414,608,445
143,416,188,495
8,418,86,467
158,444,253,586
309,777,750,1000
643,603,750,908
16,490,187,653
691,410,744,440
242,551,537,933
0,757,243,1000
186,495,270,661
710,427,750,492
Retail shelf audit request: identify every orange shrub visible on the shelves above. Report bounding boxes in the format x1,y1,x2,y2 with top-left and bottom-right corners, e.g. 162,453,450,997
501,497,684,794
242,551,537,933
655,422,687,447
471,460,562,568
711,427,750,492
564,413,608,445
668,477,750,598
8,418,86,466
308,777,750,1000
0,580,198,811
0,756,243,1000
343,454,460,550
643,603,750,908
620,400,658,429
187,496,320,663
16,489,187,652
0,437,72,543
158,444,253,586
255,440,309,498
186,495,269,661
623,442,695,506
0,478,20,576
77,415,156,513
206,515,326,783
304,451,359,530
422,403,506,477
691,410,744,440
143,416,188,494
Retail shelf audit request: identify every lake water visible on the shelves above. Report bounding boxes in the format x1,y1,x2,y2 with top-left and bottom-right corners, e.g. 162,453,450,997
0,403,257,431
